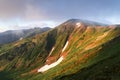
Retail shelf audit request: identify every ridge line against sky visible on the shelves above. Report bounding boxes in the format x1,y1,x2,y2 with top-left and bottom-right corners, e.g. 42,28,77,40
0,0,120,32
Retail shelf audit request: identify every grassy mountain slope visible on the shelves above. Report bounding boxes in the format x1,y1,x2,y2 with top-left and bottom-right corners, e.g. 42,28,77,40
0,19,120,80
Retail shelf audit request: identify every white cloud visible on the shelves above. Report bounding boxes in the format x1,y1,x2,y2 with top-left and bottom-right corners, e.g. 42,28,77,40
105,16,120,24
0,0,54,32
0,0,26,19
23,4,46,21
0,0,46,21
0,20,59,32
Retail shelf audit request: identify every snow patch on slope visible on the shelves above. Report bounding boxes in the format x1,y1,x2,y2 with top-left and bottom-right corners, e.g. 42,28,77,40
62,41,69,52
76,23,82,28
49,47,55,56
38,41,69,73
19,37,23,40
38,56,64,72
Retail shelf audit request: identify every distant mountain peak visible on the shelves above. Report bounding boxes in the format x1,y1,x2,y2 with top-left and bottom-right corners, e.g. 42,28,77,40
0,27,51,45
65,19,106,26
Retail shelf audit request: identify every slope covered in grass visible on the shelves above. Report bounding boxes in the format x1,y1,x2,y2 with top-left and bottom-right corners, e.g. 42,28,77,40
0,19,120,80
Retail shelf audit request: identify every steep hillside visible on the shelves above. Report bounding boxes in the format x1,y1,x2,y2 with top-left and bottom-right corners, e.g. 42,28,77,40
0,27,51,45
0,19,120,80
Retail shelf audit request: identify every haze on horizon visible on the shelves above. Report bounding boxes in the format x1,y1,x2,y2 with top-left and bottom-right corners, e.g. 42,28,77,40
0,0,120,32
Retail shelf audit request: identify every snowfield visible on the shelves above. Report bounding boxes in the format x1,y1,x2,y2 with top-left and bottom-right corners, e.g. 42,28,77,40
38,41,69,73
62,41,69,52
19,37,23,40
76,22,82,28
49,47,55,56
38,56,64,72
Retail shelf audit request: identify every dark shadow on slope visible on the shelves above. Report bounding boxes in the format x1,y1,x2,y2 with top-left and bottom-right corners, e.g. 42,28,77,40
53,55,120,80
0,71,13,80
45,29,57,53
63,35,69,48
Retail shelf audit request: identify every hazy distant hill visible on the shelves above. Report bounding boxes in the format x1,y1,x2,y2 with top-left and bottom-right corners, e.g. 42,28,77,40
0,27,51,45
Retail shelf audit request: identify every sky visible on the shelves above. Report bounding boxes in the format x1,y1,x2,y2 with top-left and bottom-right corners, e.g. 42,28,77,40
0,0,120,32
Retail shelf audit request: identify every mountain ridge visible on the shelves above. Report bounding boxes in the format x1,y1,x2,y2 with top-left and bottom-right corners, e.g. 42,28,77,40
0,19,120,80
0,27,51,45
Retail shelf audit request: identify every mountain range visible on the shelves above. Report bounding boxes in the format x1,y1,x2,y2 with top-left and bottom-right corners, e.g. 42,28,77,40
0,27,51,45
0,19,120,80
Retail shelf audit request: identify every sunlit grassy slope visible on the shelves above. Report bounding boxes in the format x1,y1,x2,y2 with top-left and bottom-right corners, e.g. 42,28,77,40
0,19,120,80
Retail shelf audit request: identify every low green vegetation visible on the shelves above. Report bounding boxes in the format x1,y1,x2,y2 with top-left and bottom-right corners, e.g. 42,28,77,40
0,20,120,80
